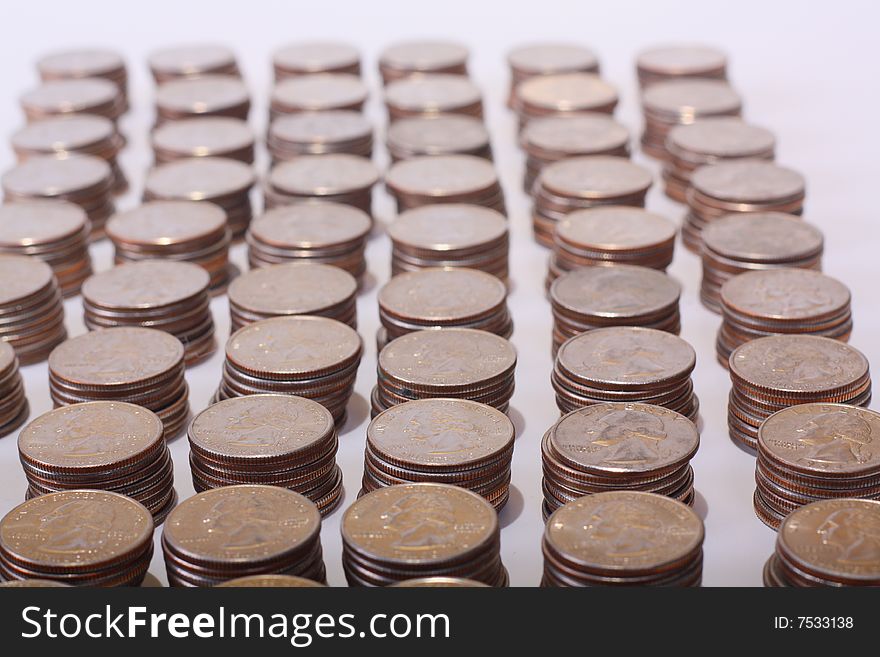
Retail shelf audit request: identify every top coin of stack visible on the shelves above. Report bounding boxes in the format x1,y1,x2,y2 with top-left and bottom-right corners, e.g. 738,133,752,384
378,40,469,84
20,78,126,124
386,115,491,161
148,44,240,83
700,213,823,313
684,160,806,252
663,118,775,201
270,74,368,121
264,155,379,216
217,575,326,587
385,155,505,214
391,577,488,587
341,483,507,586
0,341,29,438
384,74,483,121
542,491,704,587
37,48,128,105
151,117,255,164
272,41,361,80
155,75,250,125
763,499,880,587
519,114,630,193
268,111,373,162
636,44,728,88
0,201,92,297
532,156,653,247
512,73,618,129
506,43,600,107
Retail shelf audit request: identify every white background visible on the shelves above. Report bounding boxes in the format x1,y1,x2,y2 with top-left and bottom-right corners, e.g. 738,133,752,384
1,0,878,586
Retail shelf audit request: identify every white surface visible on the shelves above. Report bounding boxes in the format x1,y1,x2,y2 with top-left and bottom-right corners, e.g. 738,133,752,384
1,0,878,587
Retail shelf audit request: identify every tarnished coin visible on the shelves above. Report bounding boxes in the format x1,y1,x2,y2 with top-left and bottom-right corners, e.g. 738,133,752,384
391,577,489,587
0,579,71,587
703,213,822,263
83,260,210,309
379,269,507,323
541,156,653,200
551,265,680,320
721,269,849,322
217,574,326,587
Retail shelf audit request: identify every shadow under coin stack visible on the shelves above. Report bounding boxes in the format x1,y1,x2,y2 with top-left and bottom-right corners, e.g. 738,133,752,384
763,499,880,587
342,483,507,586
269,74,368,120
0,342,28,438
377,268,512,351
228,262,358,331
363,399,515,511
684,160,806,252
246,203,370,282
532,156,652,247
82,260,215,365
106,201,233,294
20,78,126,125
700,213,824,313
268,111,373,162
18,402,176,523
272,41,361,80
48,327,190,439
37,48,128,107
384,74,483,121
553,327,698,421
512,73,618,129
0,255,66,365
388,205,509,281
541,404,698,520
155,75,250,125
755,404,880,530
187,395,342,515
548,207,676,286
148,44,240,83
636,44,728,88
0,491,154,586
549,266,681,354
373,328,516,416
265,154,378,215
726,335,871,451
143,157,256,240
716,269,852,365
542,491,704,587
385,155,505,214
378,40,469,84
386,115,491,161
519,114,630,193
162,485,325,587
1,154,115,237
506,43,600,107
0,201,92,297
217,316,363,425
151,117,255,164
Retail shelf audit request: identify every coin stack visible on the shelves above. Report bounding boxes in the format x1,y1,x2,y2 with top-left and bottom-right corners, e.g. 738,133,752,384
541,404,698,519
0,342,28,438
12,115,127,194
384,74,483,121
217,317,363,425
716,269,852,365
148,44,240,83
684,160,806,252
81,260,215,365
549,266,681,354
0,580,70,588
373,328,517,416
151,117,255,164
378,40,469,84
272,41,361,80
246,203,371,281
519,114,630,192
763,499,880,587
385,155,505,214
162,485,326,587
18,402,176,523
386,115,491,161
268,111,373,162
363,399,515,511
388,204,509,281
391,577,488,587
2,154,116,236
0,201,92,297
143,157,256,239
217,575,326,587
228,263,358,331
754,404,880,529
155,75,250,125
636,44,728,88
701,213,824,313
37,48,128,106
264,155,379,216
0,490,154,587
663,118,776,201
187,395,343,515
342,483,507,586
548,207,676,286
506,43,600,107
20,78,126,124
377,269,512,350
640,79,742,159
512,73,618,129
726,335,871,451
48,327,190,439
0,255,66,365
542,491,704,587
269,74,368,120
106,201,233,294
532,156,653,247
553,327,698,421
